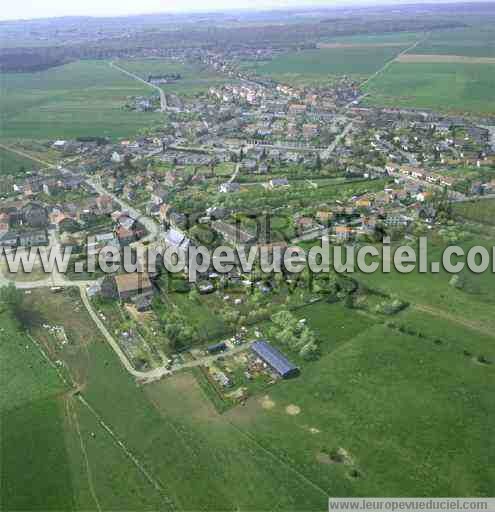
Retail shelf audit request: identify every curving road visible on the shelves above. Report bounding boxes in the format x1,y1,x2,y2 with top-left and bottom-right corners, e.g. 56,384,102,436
110,61,168,112
79,286,171,383
86,178,160,240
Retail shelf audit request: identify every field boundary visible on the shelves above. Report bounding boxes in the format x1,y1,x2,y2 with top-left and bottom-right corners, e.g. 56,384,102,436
77,394,176,510
360,37,424,87
413,304,495,338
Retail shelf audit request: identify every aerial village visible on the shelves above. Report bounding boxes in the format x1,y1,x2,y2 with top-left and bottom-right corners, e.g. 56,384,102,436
1,48,495,407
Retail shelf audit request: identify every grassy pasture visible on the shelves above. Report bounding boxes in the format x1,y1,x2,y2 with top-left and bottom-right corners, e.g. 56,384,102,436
0,308,73,511
363,62,495,114
228,321,495,496
351,236,495,334
2,398,75,511
0,308,66,411
0,60,162,141
18,290,327,510
6,273,495,508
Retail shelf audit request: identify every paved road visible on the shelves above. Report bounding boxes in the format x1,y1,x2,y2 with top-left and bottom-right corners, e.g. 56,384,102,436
110,61,168,112
87,179,160,239
80,284,256,383
79,286,171,382
321,122,353,160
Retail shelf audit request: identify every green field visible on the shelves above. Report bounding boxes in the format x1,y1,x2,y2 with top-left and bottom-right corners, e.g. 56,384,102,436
413,26,495,58
0,147,40,176
7,285,493,509
228,318,495,496
454,199,495,225
321,32,422,45
246,46,406,84
363,62,495,114
0,60,162,141
116,59,230,96
349,235,495,333
0,307,74,511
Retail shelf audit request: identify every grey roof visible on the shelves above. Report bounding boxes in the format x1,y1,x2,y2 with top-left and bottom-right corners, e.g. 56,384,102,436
165,228,190,249
251,341,298,378
119,216,135,231
270,178,289,186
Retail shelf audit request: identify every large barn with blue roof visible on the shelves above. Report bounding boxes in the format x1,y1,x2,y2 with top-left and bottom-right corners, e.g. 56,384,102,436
251,341,299,379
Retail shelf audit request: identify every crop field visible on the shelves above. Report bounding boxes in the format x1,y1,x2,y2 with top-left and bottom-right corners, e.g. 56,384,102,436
116,59,230,95
0,60,162,141
412,26,495,58
396,54,495,64
319,31,422,45
363,62,495,114
247,46,407,84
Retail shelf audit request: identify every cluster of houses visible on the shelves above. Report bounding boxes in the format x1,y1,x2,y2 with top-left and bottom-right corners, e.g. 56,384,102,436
0,201,50,248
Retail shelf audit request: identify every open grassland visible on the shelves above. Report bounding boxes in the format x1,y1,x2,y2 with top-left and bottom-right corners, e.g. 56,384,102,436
167,292,228,342
353,236,495,334
0,60,162,141
2,398,75,511
227,319,495,496
6,280,495,508
19,290,327,510
363,62,495,114
247,46,407,84
0,309,66,411
15,289,170,511
0,308,73,511
116,59,230,96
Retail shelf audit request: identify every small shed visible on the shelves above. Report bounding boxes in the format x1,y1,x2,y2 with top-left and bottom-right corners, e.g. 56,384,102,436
207,342,227,355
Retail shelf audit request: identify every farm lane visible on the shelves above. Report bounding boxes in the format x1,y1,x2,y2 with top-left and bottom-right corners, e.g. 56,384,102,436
110,61,168,112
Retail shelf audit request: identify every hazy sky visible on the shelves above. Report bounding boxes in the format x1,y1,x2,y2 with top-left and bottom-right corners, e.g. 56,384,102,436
0,0,482,21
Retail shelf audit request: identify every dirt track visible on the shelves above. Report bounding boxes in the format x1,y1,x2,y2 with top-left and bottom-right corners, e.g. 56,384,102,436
396,54,495,64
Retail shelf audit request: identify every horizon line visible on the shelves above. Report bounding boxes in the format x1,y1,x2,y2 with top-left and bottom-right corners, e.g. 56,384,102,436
1,0,493,23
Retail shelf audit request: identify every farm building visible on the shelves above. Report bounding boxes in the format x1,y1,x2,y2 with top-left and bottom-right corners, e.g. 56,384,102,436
251,341,299,379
